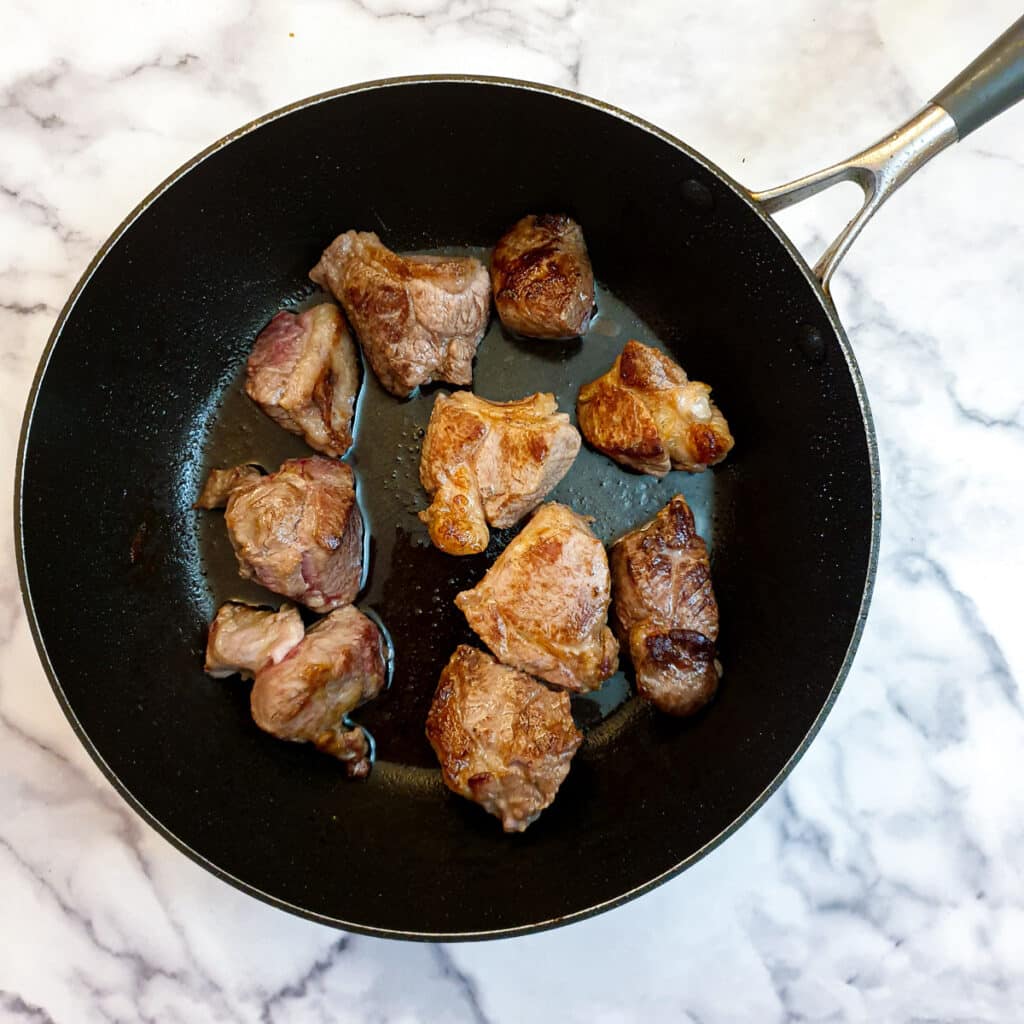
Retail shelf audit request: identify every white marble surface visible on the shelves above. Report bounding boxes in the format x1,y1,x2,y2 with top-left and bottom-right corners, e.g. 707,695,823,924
3,1,1024,1019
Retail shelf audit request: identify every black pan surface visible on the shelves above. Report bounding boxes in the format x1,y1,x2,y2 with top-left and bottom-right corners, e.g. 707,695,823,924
16,78,878,939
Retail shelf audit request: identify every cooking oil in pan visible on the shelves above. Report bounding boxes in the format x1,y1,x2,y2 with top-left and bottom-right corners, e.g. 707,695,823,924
193,253,720,770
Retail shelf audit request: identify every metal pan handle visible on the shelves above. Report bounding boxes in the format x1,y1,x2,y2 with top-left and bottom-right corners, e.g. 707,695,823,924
749,16,1024,293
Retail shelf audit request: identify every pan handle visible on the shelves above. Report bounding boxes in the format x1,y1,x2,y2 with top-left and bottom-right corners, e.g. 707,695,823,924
749,15,1024,293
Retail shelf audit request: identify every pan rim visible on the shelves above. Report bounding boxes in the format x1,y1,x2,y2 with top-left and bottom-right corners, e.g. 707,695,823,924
14,73,881,942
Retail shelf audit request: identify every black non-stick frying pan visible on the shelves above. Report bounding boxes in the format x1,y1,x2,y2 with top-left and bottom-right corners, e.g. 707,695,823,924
16,20,1024,940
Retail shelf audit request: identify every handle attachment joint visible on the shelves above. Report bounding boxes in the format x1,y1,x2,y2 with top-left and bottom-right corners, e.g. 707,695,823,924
749,105,958,292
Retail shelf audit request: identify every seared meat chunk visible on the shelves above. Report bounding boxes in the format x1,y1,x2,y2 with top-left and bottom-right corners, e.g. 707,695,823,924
610,495,720,715
225,457,363,612
321,724,374,780
455,503,618,692
635,630,719,717
419,391,581,555
194,464,262,509
420,461,489,556
204,602,304,679
245,303,359,457
577,340,734,476
251,605,387,777
491,214,595,339
310,231,491,397
426,645,582,832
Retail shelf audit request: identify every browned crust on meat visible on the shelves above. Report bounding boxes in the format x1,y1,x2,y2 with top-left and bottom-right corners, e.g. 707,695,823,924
418,391,581,553
309,231,490,396
577,340,734,475
631,626,719,716
617,339,686,389
491,214,595,339
224,457,363,611
644,628,716,667
611,495,721,716
454,503,619,692
419,462,489,555
425,645,582,831
250,606,386,736
418,397,489,492
576,378,669,477
689,422,729,464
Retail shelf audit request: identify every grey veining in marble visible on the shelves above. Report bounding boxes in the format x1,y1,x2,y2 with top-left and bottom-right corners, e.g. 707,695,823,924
2,0,1023,1020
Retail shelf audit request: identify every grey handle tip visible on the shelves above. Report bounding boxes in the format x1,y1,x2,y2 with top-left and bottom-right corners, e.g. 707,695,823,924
931,16,1024,139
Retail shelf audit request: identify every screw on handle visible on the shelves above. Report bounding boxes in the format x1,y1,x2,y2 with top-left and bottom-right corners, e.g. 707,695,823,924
931,16,1024,139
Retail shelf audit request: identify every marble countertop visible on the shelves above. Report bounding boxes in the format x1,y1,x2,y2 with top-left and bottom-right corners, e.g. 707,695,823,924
3,1,1023,1020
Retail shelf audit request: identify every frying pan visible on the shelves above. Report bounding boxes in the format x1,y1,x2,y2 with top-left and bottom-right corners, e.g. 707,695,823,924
16,19,1024,940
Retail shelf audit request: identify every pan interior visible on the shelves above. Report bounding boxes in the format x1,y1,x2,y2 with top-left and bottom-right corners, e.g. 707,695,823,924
194,258,720,770
18,81,874,937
